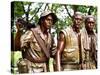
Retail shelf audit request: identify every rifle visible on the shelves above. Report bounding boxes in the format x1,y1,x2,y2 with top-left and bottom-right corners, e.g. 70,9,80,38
78,33,83,69
90,36,97,68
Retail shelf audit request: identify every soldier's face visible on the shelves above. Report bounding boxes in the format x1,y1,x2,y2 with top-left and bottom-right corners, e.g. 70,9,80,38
86,18,95,31
73,15,83,29
43,15,53,29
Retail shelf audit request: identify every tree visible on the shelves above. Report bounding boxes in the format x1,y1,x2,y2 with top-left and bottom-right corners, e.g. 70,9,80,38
11,1,97,35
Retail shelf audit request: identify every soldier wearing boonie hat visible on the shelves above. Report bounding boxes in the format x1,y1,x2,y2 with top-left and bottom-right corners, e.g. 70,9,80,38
20,10,58,73
38,10,58,25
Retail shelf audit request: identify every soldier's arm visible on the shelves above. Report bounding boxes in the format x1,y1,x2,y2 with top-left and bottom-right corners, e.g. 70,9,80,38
14,22,23,51
20,30,33,49
56,32,65,71
14,31,22,50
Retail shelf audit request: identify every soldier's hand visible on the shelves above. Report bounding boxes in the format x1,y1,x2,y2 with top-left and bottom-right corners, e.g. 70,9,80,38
16,22,23,31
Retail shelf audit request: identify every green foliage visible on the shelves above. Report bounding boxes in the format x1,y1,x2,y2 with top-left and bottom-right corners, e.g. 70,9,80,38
34,15,39,24
11,51,22,67
14,2,24,18
51,4,62,13
77,6,88,13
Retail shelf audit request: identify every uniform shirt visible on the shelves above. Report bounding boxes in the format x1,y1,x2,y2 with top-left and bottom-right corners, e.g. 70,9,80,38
21,25,56,61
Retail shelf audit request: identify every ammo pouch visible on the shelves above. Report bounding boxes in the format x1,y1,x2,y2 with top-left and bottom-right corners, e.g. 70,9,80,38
17,58,48,73
61,47,79,64
17,58,30,73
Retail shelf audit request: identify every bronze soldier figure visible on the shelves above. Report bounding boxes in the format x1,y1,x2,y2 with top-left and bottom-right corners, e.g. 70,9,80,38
56,12,84,71
18,10,58,73
81,15,97,69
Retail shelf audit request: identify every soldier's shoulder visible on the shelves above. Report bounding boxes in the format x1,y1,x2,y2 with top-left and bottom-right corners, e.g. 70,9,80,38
21,30,33,39
25,30,32,35
61,26,71,33
30,26,40,32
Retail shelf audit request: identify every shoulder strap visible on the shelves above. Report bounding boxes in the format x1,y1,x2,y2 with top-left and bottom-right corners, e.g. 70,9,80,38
31,28,50,58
